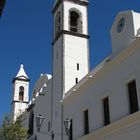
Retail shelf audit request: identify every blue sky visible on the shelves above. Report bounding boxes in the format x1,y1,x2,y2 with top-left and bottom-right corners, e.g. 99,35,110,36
0,0,140,121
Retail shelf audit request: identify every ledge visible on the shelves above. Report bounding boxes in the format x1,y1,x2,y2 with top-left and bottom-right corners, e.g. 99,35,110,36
52,0,89,14
12,76,30,83
11,100,28,105
52,30,89,45
78,111,140,140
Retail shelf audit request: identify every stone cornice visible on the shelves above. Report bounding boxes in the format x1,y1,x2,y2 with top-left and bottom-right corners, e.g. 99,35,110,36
78,111,140,140
52,0,89,14
12,76,30,83
11,100,28,105
52,30,89,45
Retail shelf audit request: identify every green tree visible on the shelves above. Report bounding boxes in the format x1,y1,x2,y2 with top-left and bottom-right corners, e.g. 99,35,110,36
0,114,27,140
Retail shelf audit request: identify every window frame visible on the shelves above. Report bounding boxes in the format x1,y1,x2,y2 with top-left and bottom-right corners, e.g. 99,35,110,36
77,63,79,70
102,96,110,126
127,80,139,114
83,109,89,135
75,78,78,84
70,119,73,140
19,86,24,101
28,111,34,136
69,8,83,34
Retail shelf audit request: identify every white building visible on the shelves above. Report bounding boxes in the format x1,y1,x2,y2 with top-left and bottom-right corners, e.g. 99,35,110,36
11,0,140,140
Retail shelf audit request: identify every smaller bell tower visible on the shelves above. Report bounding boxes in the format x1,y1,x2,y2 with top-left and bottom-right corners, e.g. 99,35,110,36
11,64,30,122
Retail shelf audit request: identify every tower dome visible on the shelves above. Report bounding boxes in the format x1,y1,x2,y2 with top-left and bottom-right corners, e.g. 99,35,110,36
13,64,29,82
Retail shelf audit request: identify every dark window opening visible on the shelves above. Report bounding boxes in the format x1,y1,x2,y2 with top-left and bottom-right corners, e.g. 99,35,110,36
70,119,73,140
76,78,78,84
103,97,110,126
77,63,79,70
55,12,61,36
70,11,80,33
28,111,34,136
35,135,37,140
84,109,89,135
48,122,51,132
128,80,139,114
19,86,24,101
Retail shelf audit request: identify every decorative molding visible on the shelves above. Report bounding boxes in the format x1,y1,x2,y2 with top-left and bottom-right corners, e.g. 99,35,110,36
52,30,89,45
79,111,140,140
11,100,28,105
66,0,89,5
12,76,30,83
52,0,89,14
52,0,62,14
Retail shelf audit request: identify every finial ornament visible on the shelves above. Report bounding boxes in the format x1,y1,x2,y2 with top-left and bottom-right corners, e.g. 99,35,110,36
20,64,24,68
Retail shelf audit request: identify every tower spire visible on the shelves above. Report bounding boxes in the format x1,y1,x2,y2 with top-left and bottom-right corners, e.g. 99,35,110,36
12,64,29,83
16,64,29,79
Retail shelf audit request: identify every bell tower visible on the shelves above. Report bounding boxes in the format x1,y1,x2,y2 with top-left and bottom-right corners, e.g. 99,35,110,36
52,0,89,139
52,0,89,96
11,64,30,122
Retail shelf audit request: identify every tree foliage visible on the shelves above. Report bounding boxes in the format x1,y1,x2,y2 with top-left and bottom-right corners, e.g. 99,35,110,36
0,114,27,140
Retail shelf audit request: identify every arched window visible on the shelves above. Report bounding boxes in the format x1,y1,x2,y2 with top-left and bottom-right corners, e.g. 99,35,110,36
69,9,82,33
28,111,34,135
19,86,24,101
55,11,61,36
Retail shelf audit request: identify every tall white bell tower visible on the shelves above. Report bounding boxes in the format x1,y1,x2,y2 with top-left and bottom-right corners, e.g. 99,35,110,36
11,64,29,122
52,0,89,139
52,0,89,96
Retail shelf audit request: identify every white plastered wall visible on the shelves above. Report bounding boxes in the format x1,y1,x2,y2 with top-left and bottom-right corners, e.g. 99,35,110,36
63,39,140,140
64,35,89,93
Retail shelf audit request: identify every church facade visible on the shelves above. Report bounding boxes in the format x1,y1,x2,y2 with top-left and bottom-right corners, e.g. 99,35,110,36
11,0,140,140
